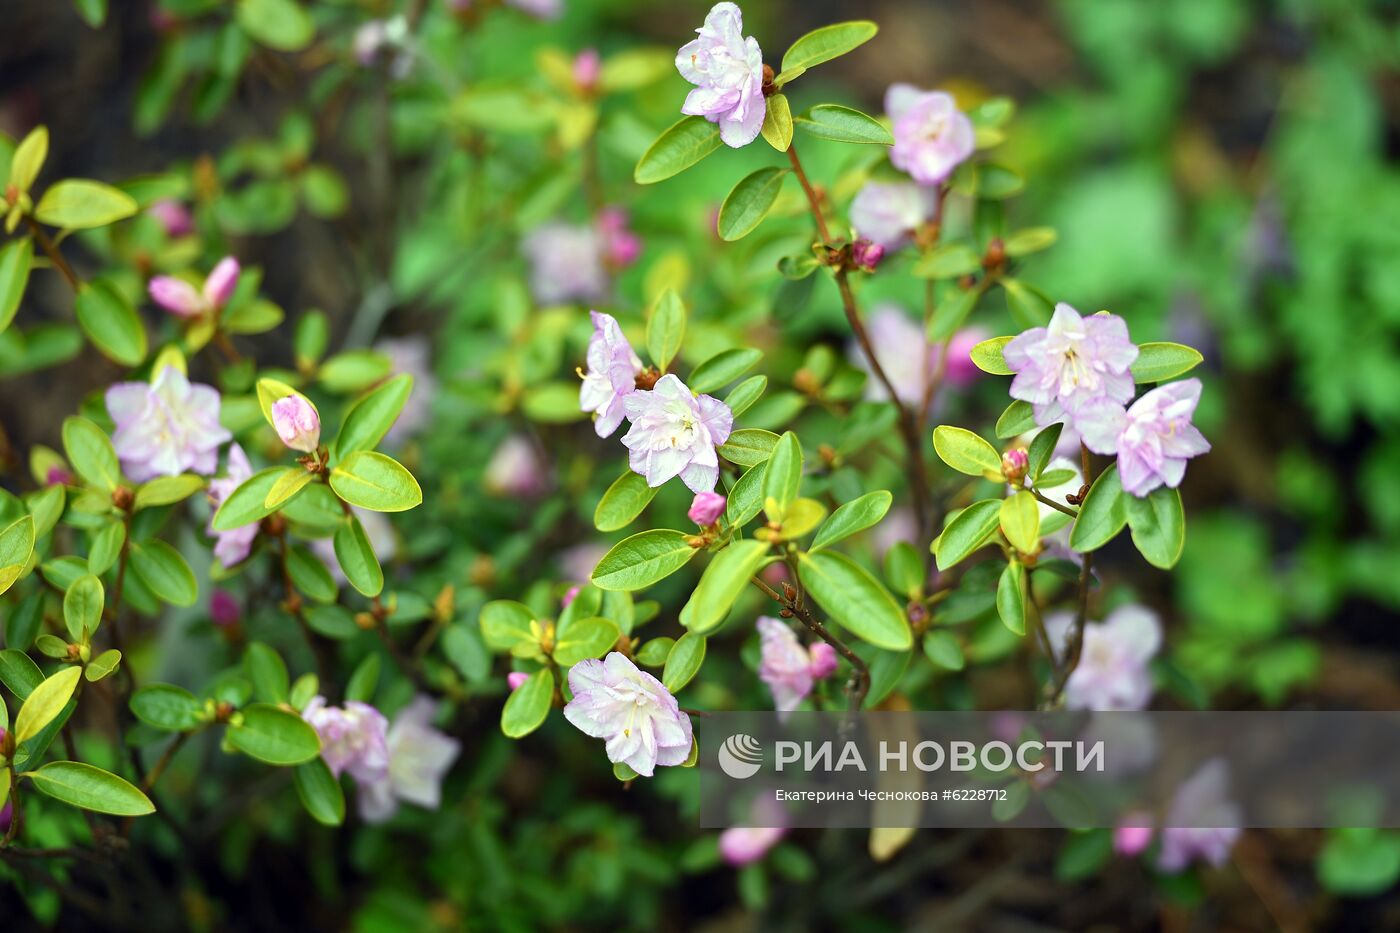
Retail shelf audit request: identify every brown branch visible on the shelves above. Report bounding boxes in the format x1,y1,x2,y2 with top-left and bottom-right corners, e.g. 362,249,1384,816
25,216,79,290
751,576,870,712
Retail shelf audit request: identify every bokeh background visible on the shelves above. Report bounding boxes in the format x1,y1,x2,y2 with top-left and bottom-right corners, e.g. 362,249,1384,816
2,0,1399,929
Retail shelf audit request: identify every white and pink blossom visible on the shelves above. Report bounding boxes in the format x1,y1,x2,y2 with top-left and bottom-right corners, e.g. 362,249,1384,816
676,3,765,148
579,311,644,438
357,696,462,824
106,366,231,482
887,85,975,186
1077,379,1210,498
620,374,732,493
1003,303,1138,427
563,652,693,777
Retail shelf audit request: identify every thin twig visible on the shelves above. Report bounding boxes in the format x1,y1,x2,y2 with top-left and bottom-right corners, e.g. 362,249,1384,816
751,576,871,712
25,216,79,290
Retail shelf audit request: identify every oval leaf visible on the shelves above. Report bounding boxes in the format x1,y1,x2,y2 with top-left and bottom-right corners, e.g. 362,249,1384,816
933,425,1002,476
717,167,787,241
329,451,422,512
794,104,893,145
798,550,911,651
594,470,658,532
678,539,770,635
634,116,723,185
934,499,1002,571
1124,485,1185,569
75,279,146,366
226,703,321,765
781,21,878,73
662,631,706,693
1131,342,1203,384
591,530,697,592
29,761,154,816
501,668,553,738
1068,465,1128,553
811,490,892,551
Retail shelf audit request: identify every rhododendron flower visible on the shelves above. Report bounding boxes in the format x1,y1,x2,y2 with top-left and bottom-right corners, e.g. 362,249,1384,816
573,49,601,91
376,336,435,448
357,696,462,824
887,85,975,186
853,305,929,408
484,435,547,497
1045,605,1161,711
148,198,193,237
563,652,693,777
522,221,608,305
206,443,257,568
561,584,580,608
719,825,785,866
849,181,938,249
620,374,733,493
148,256,240,319
302,696,390,784
1077,378,1211,497
271,395,321,453
688,491,726,526
850,239,884,272
675,3,765,148
1114,818,1155,857
757,617,840,713
579,310,644,438
107,366,231,482
597,207,642,268
1003,303,1138,426
1157,759,1242,872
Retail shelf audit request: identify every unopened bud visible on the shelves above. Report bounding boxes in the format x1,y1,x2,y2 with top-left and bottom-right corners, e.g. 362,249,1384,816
851,238,885,272
271,395,321,453
112,486,135,511
687,491,726,527
983,237,1006,272
507,672,530,692
1001,448,1029,484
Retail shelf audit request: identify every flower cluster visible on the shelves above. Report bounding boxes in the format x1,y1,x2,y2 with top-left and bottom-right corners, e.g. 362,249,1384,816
1004,303,1209,496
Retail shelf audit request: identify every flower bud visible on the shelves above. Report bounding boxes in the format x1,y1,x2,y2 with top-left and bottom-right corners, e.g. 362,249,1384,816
148,276,205,318
210,589,241,628
271,395,321,452
202,256,240,311
561,585,580,609
687,491,726,527
1001,448,1029,484
148,198,193,237
572,49,600,92
507,672,530,692
1114,819,1154,856
851,238,885,272
808,642,839,680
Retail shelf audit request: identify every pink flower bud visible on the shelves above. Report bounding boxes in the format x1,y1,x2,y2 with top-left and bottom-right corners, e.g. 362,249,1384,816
851,238,885,272
507,672,530,692
202,256,240,310
945,327,989,387
561,585,580,608
271,395,321,452
808,642,839,680
148,276,206,318
148,198,193,237
1001,448,1029,483
45,466,74,487
719,826,785,866
597,207,642,269
210,589,241,628
573,49,601,91
0,798,10,834
687,491,726,526
1115,819,1154,857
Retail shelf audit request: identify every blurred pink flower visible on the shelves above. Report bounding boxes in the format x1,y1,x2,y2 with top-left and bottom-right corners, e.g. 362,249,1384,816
757,617,839,714
148,256,239,319
944,327,989,387
522,221,607,305
676,3,765,148
484,435,547,497
887,85,974,186
849,181,937,249
302,696,390,784
507,672,530,691
376,336,436,448
357,695,462,824
597,207,642,268
852,305,929,408
107,366,230,482
1114,817,1155,856
206,443,257,568
573,49,601,91
687,491,726,526
209,588,241,628
1045,605,1161,711
1157,759,1241,872
850,238,884,272
148,198,193,237
564,652,693,776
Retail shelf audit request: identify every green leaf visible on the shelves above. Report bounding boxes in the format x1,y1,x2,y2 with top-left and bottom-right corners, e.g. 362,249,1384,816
594,469,658,532
934,499,1002,571
246,641,290,704
689,347,763,394
995,400,1036,439
479,600,536,652
63,573,103,642
294,757,345,826
318,350,391,394
634,116,723,185
725,461,767,527
971,164,1024,199
255,377,314,429
130,684,204,731
1068,465,1128,553
235,0,315,52
1124,485,1185,569
227,703,321,765
522,382,587,423
781,21,878,72
286,545,337,603
211,467,283,532
724,375,767,418
134,474,205,510
62,416,120,491
129,540,197,607
1027,424,1063,480
345,653,379,703
678,539,770,635
73,0,107,29
794,104,893,145
8,126,47,193
646,289,686,371
1002,279,1054,329
761,431,803,521
969,337,1014,375
811,490,892,551
718,428,780,467
999,491,1041,554
0,649,43,700
84,649,121,683
222,299,284,336
1003,227,1057,257
333,373,413,458
1131,342,1203,383
798,550,910,652
662,632,706,693
884,541,923,598
932,426,1002,477
760,93,794,151
913,244,982,279
29,761,154,816
14,666,81,743
635,637,675,667
25,485,64,539
329,451,422,512
0,514,34,597
74,279,146,365
0,238,33,334
717,167,788,241
553,615,619,666
927,286,983,342
591,530,697,592
501,668,553,738
924,630,965,670
996,561,1026,635
334,514,384,597
34,179,138,229
264,466,316,510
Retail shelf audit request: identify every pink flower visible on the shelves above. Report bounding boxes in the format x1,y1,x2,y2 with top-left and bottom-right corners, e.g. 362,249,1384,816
850,239,884,272
302,696,390,784
620,373,733,493
1044,605,1161,711
148,256,240,319
1077,379,1210,498
675,3,766,148
573,49,601,92
561,585,580,608
579,310,644,438
522,221,607,305
1157,759,1241,872
852,305,929,408
207,443,257,568
719,795,788,865
507,672,530,691
106,366,231,482
887,85,975,186
484,435,547,497
945,327,989,387
563,652,693,776
597,207,642,269
375,336,435,448
148,198,193,237
1003,303,1139,427
271,395,321,453
757,617,840,713
356,695,462,824
209,589,241,628
849,181,937,249
688,491,726,526
45,466,74,487
1115,817,1155,856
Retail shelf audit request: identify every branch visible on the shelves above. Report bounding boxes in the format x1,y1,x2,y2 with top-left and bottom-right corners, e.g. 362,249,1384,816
24,216,79,291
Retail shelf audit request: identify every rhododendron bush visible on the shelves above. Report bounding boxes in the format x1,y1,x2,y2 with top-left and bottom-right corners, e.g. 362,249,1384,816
1,0,1397,927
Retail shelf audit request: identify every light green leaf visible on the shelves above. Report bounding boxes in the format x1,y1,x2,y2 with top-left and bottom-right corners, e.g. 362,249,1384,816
1131,342,1203,383
678,539,770,635
689,347,763,394
999,491,1041,554
932,425,1002,476
63,573,103,642
717,167,787,241
794,104,893,145
594,470,657,533
329,451,422,512
760,93,794,151
134,473,205,510
0,514,34,597
969,337,1014,375
501,668,553,738
662,631,706,693
913,244,981,280
797,550,911,651
75,278,146,365
724,375,767,418
718,428,780,468
634,115,723,184
761,431,802,521
646,289,686,371
996,561,1026,636
1002,279,1054,329
235,0,315,52
62,416,120,491
995,400,1037,439
924,630,965,670
781,21,878,73
479,600,536,652
264,466,316,510
9,126,48,193
25,484,64,539
129,540,198,607
725,461,767,527
0,237,33,334
1124,485,1185,569
1027,424,1063,479
130,683,204,731
333,373,413,459
1068,465,1128,553
286,545,337,603
934,499,1002,571
29,761,154,816
333,514,384,597
14,665,81,743
635,637,675,667
0,649,43,700
591,529,697,592
811,490,892,551
84,648,121,683
294,758,345,826
34,179,138,229
226,703,321,765
318,350,392,394
211,466,283,532
1003,227,1057,257
553,615,619,666
245,641,290,704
